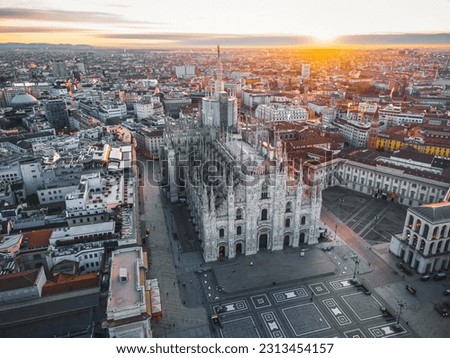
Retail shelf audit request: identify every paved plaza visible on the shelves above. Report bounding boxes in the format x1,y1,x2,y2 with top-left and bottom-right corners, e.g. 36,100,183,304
205,270,413,338
322,186,407,245
139,160,449,338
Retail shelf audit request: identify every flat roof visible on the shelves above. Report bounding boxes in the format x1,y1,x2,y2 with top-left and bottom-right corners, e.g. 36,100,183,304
107,247,143,313
49,222,114,244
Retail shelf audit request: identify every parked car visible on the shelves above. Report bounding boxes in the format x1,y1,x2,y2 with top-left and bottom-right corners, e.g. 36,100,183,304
406,284,417,295
443,289,450,296
420,275,431,281
435,305,449,317
433,272,447,281
379,306,395,321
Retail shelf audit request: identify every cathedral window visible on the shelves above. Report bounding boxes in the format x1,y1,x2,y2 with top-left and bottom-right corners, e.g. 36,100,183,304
301,215,306,225
236,208,242,220
219,228,225,237
236,226,242,235
261,181,269,199
285,202,292,213
285,218,291,228
261,209,268,221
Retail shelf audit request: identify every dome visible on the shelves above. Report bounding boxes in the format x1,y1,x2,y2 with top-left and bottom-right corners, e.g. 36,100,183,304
11,93,39,108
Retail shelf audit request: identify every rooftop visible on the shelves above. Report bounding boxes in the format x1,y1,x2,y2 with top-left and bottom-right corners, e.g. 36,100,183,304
409,201,450,224
0,268,41,292
107,246,146,320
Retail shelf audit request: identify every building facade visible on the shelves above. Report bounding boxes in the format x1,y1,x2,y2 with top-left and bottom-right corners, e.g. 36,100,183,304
390,201,450,274
161,126,322,263
255,104,309,122
44,98,69,130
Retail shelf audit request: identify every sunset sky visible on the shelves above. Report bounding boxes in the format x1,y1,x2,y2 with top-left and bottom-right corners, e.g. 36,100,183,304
1,0,449,47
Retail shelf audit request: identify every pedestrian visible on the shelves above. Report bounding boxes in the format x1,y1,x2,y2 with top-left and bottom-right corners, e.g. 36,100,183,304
166,292,168,296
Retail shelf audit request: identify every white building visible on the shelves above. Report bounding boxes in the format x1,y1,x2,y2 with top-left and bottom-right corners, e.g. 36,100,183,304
49,222,115,246
242,89,268,108
106,246,152,338
358,102,378,113
202,92,237,128
46,242,104,274
321,107,337,124
301,63,311,79
133,96,160,120
202,47,237,128
37,185,78,205
255,104,308,122
98,101,127,122
174,65,196,78
334,118,371,147
379,104,424,126
20,160,44,195
390,201,450,274
319,149,450,207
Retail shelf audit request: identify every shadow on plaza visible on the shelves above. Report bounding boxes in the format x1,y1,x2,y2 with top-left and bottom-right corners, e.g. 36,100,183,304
209,246,338,295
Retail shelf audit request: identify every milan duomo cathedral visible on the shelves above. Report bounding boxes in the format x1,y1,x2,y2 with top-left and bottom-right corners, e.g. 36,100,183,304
160,125,322,263
160,46,322,262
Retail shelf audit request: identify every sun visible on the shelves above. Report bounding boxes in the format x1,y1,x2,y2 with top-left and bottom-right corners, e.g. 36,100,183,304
313,31,337,43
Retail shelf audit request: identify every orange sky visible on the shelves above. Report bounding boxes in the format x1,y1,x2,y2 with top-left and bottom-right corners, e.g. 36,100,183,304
1,0,449,47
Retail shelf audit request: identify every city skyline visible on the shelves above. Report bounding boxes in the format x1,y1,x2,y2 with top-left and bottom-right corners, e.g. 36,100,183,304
1,0,450,48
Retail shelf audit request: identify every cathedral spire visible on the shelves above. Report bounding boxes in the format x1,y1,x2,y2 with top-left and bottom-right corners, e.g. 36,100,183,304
209,186,215,213
215,44,224,96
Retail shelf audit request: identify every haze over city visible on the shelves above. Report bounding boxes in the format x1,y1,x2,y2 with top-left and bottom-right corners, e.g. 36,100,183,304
1,0,450,48
0,0,450,343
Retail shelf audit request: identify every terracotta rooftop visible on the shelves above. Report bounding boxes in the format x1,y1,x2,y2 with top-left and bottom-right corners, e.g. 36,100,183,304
42,272,99,296
21,229,52,249
0,268,40,292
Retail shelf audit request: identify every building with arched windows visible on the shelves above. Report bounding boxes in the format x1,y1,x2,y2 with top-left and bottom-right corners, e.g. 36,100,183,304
160,124,322,262
390,201,450,274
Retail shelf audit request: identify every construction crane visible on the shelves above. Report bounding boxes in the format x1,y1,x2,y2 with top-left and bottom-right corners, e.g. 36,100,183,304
65,79,78,108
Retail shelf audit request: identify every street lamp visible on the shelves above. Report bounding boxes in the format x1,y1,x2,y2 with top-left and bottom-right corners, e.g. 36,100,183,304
334,224,338,247
374,215,379,231
353,256,360,280
396,300,406,325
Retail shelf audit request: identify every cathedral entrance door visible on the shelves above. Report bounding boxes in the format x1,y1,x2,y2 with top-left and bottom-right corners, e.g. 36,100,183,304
299,232,306,244
284,235,290,247
236,243,242,255
219,245,225,257
259,234,268,250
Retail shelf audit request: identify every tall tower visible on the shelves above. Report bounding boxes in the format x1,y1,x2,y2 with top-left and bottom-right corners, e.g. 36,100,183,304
201,45,237,129
368,109,380,150
44,98,69,130
52,60,68,79
215,45,224,95
301,63,311,79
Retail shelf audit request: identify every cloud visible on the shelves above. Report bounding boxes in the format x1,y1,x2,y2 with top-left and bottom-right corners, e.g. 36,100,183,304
96,32,316,46
0,26,91,33
335,33,450,45
0,7,151,25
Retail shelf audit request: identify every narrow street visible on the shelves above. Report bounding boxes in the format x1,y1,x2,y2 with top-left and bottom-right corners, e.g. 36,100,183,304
137,157,209,337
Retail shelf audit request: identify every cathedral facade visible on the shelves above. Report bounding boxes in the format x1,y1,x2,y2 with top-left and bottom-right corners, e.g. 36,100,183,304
160,125,322,262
